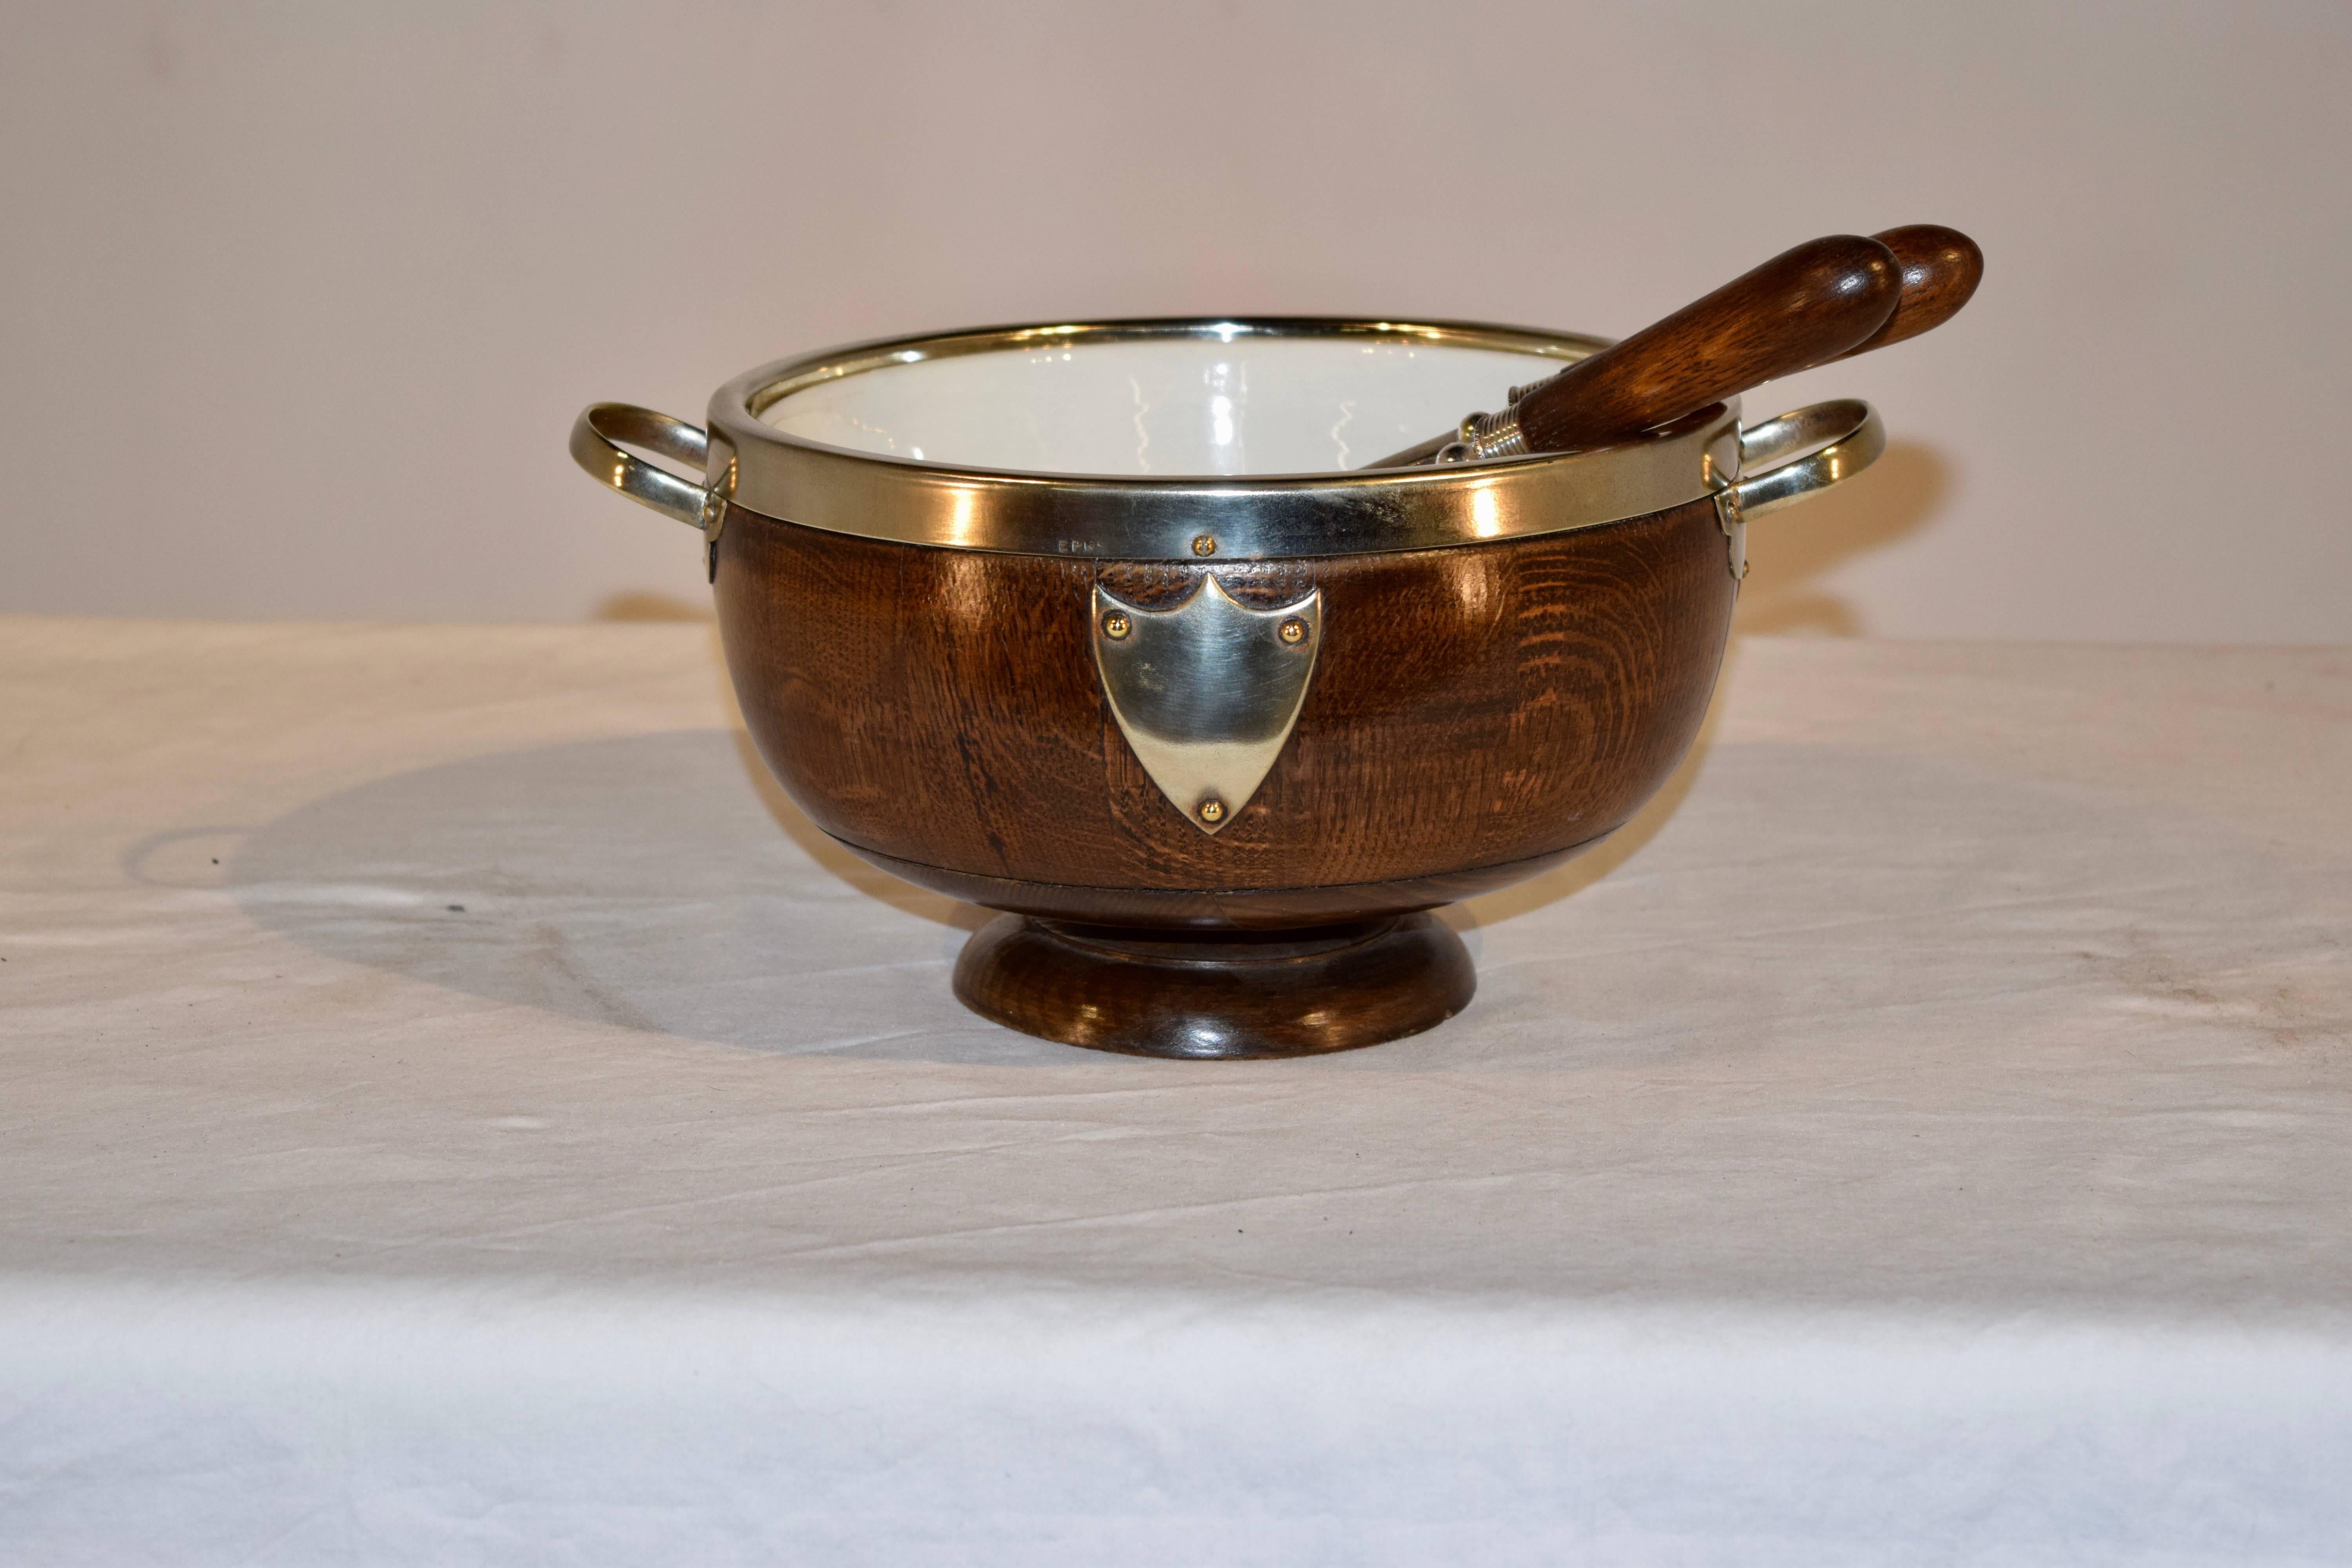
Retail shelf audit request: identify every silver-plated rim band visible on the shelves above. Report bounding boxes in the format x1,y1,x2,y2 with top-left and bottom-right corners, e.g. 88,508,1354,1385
701,317,1746,560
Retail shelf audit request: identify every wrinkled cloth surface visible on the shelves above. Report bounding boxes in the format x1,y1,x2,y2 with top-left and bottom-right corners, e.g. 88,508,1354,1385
2,618,2348,1566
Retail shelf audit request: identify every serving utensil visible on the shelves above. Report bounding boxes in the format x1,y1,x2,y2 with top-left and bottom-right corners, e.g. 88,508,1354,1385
1370,225,1982,467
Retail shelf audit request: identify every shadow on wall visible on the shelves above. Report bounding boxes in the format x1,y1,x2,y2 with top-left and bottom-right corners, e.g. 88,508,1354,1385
1731,440,1949,637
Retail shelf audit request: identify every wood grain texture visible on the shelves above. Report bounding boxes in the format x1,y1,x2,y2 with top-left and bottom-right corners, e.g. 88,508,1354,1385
953,913,1475,1057
1832,225,1985,361
840,840,1586,930
1513,235,1899,454
714,495,1736,915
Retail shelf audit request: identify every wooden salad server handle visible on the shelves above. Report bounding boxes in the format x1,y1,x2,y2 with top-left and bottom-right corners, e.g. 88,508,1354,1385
1367,234,1898,467
1828,224,1984,361
1368,226,1979,467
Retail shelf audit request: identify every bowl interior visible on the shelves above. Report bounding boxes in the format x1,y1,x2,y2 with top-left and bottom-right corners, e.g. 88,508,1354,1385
758,333,1578,477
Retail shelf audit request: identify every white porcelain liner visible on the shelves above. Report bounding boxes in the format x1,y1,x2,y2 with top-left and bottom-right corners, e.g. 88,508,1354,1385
760,336,1569,478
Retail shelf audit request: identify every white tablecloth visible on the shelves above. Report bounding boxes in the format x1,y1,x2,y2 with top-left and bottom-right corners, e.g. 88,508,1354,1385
3,619,2348,1565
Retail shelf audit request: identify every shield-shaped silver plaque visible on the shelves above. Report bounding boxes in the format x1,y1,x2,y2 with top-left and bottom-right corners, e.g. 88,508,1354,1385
1092,576,1323,835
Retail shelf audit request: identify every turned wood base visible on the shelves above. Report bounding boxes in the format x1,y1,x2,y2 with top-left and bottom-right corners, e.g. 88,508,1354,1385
952,913,1476,1059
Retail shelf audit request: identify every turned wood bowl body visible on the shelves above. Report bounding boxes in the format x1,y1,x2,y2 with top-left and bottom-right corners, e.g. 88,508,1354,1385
704,319,1746,931
575,318,1885,1052
717,500,1733,929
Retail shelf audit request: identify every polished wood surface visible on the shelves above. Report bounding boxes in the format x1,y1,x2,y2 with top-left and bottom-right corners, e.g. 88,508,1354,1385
715,495,1735,910
954,913,1475,1058
1511,235,1900,454
1834,225,1986,362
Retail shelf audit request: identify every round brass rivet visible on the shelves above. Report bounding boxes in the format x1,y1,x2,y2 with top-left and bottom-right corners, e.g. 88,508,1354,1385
1191,535,1217,557
1278,617,1308,645
1102,612,1131,640
1197,798,1226,824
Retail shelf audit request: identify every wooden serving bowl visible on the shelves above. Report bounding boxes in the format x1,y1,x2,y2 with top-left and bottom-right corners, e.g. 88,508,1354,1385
572,318,1884,1057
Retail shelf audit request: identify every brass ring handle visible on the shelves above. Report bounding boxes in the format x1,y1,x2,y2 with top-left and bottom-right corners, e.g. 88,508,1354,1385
569,403,713,529
1732,399,1886,519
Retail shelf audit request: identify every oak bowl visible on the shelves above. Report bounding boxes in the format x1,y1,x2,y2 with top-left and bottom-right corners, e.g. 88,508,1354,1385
572,318,1883,1056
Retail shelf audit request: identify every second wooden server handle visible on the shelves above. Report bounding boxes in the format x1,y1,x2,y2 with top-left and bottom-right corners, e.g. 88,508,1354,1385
1511,234,1899,455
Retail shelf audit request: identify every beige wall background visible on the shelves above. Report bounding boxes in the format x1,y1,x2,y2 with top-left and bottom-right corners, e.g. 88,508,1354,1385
4,2,2346,641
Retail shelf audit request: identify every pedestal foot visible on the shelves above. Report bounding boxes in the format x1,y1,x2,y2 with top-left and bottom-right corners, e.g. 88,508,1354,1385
952,912,1475,1059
